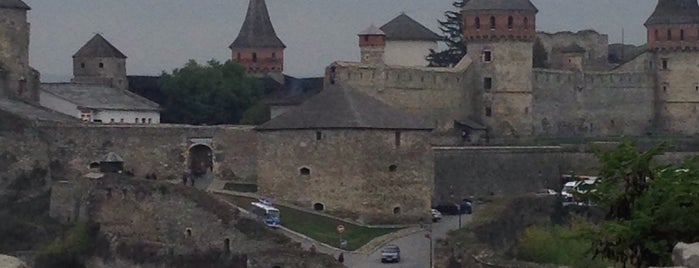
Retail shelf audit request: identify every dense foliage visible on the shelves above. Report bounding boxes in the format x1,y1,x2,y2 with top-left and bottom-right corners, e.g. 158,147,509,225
160,60,264,125
585,140,699,267
427,0,467,67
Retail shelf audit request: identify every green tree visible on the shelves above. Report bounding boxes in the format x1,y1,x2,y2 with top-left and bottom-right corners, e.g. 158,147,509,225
160,60,263,125
533,38,549,68
427,0,467,67
585,140,699,267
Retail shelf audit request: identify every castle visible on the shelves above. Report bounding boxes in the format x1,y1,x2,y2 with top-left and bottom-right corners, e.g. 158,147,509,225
331,0,699,144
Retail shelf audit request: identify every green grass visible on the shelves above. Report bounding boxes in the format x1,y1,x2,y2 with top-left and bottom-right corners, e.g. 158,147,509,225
219,194,400,250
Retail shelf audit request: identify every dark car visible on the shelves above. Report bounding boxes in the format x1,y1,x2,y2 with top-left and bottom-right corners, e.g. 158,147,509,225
433,200,472,215
380,244,401,263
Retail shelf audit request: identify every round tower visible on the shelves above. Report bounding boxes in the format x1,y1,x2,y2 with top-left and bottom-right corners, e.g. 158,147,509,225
358,24,386,64
462,0,538,138
646,0,699,134
72,34,128,91
0,0,37,101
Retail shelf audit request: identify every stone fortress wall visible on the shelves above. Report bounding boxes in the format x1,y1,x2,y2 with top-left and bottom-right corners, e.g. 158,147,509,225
537,30,611,70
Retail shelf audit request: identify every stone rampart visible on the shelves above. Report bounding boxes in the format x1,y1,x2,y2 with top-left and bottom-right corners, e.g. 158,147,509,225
532,69,655,138
537,30,610,70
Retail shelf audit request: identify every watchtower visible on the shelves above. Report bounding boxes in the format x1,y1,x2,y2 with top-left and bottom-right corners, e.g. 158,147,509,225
230,0,286,77
462,0,538,138
358,24,386,65
72,34,128,91
646,0,699,134
0,0,38,101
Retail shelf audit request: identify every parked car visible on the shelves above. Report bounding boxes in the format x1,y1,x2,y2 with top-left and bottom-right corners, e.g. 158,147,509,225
431,209,443,222
433,200,472,215
561,177,600,206
461,199,473,214
381,244,401,263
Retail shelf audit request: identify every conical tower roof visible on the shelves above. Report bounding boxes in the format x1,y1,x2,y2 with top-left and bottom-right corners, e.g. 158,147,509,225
230,0,286,49
256,82,433,131
0,0,30,10
73,34,127,59
645,0,699,26
380,13,440,41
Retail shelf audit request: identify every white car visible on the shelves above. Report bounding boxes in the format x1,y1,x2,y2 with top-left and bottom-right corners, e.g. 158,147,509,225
561,177,599,206
431,209,442,222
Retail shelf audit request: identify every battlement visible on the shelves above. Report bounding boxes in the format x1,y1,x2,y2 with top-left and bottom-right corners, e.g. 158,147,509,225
534,69,651,89
328,60,469,91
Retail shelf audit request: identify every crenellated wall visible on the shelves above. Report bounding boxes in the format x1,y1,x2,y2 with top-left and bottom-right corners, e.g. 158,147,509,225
532,68,655,137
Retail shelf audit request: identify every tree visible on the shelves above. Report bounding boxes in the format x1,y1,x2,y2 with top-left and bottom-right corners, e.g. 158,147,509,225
160,60,263,125
585,140,699,267
533,38,549,68
427,0,467,67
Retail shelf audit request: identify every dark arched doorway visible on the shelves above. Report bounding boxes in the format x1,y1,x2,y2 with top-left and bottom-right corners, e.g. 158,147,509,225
189,144,213,176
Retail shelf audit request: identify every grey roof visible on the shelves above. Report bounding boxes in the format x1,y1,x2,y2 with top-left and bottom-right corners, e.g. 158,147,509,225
462,0,538,12
101,152,124,163
645,0,699,26
41,83,160,111
0,98,77,123
0,0,30,10
256,82,434,131
230,0,286,49
560,43,586,54
380,13,441,41
73,34,127,59
359,24,386,36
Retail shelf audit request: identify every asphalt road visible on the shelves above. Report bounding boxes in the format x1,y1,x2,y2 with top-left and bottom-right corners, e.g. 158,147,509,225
344,214,472,268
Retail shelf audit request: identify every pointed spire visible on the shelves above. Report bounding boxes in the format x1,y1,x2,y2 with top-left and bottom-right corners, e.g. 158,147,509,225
0,0,30,10
230,0,286,49
73,34,127,59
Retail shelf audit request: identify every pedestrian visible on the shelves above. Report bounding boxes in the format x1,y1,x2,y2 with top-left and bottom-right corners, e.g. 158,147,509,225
309,244,316,254
338,252,344,263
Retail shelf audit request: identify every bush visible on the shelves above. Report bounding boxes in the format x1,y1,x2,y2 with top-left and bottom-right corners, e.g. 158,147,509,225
35,222,95,268
518,218,611,268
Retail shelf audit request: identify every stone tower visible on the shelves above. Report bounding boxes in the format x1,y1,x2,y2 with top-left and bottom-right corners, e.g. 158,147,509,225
72,34,128,91
230,0,286,77
646,0,699,134
358,24,386,64
0,0,39,102
462,0,538,138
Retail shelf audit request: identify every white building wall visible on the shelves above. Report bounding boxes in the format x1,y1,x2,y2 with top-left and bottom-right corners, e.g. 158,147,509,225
384,40,438,66
39,91,81,118
92,110,160,124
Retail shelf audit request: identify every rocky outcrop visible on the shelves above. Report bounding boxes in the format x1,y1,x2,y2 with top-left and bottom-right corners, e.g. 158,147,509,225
0,255,28,268
674,242,699,268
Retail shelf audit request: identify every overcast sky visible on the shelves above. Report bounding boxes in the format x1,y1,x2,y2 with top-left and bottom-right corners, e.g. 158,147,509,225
23,0,658,81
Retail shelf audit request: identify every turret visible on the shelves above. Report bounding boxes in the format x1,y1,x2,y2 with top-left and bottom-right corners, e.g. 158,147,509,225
0,0,39,101
557,43,585,71
72,34,128,91
462,0,538,139
230,0,286,77
358,24,386,64
645,0,699,51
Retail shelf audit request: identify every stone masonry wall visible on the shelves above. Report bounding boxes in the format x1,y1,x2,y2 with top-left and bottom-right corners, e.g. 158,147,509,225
0,8,39,102
655,51,699,135
257,129,434,224
537,30,610,70
532,69,655,138
42,124,258,182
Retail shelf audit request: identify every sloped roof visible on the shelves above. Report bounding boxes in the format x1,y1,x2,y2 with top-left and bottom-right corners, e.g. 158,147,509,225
380,13,440,41
73,34,127,59
560,43,586,54
0,0,30,10
41,83,160,111
645,0,699,26
256,82,433,131
359,24,386,36
101,152,124,163
230,0,286,49
462,0,538,12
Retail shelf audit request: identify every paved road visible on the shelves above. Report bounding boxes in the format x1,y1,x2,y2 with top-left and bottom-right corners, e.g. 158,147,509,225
344,214,472,268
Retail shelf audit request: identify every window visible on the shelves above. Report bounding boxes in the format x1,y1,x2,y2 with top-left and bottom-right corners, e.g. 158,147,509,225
364,35,369,42
484,77,492,91
237,53,241,60
655,29,659,40
508,16,514,29
186,228,192,237
80,62,85,68
393,207,401,214
662,59,668,70
252,52,258,63
134,118,138,123
389,165,398,172
667,29,672,40
141,118,146,123
525,107,529,114
524,17,529,29
483,50,492,62
681,29,685,41
99,62,104,68
272,52,276,58
490,16,496,30
475,17,480,29
110,118,115,123
148,118,152,124
316,131,322,140
300,167,311,176
395,132,401,148
120,118,124,123
485,107,492,117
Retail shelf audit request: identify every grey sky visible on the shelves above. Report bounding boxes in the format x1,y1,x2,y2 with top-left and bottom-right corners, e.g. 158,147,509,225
23,0,657,81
